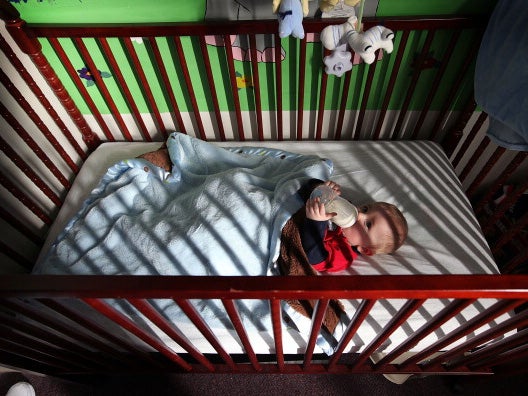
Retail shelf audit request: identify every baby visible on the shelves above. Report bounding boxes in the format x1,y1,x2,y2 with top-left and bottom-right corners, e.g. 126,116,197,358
300,180,408,272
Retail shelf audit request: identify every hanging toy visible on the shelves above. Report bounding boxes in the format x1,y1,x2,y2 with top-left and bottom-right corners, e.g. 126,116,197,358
320,16,357,76
319,0,395,76
347,25,395,64
273,0,309,39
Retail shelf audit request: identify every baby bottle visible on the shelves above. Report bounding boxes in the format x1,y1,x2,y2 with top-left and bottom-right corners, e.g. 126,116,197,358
310,185,358,228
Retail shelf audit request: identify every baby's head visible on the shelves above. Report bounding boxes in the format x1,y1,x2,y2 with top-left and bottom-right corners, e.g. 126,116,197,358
342,201,408,256
368,202,408,254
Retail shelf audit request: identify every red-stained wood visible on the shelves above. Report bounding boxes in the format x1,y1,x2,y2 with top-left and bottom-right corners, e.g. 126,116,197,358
129,298,215,372
98,37,151,141
393,30,434,139
353,54,377,140
0,134,62,206
83,298,190,371
411,29,461,140
270,299,285,371
47,37,113,142
199,36,224,140
0,35,86,161
224,34,244,141
222,299,261,372
374,298,476,368
173,36,206,140
374,30,409,140
0,173,52,226
249,34,264,141
303,299,329,369
296,37,307,141
74,37,133,141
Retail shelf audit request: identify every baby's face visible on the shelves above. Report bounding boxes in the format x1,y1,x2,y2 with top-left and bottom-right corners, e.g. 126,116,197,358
341,205,393,254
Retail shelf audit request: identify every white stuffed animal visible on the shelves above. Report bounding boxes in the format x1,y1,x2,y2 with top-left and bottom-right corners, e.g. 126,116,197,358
347,25,395,64
320,16,357,51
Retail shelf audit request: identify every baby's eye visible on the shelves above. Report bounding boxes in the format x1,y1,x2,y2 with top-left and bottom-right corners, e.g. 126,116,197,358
361,206,369,213
365,220,372,230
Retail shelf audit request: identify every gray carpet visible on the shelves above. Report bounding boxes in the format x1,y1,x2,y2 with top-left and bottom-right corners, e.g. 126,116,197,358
2,369,528,396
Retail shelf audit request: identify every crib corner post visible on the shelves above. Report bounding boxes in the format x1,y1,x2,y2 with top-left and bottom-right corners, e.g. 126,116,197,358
0,1,101,151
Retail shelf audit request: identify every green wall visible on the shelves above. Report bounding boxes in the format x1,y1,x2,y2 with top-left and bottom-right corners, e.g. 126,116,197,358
10,0,494,116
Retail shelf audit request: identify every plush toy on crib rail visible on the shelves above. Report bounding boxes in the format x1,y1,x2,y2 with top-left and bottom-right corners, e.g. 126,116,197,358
319,0,361,13
273,0,309,39
320,16,394,75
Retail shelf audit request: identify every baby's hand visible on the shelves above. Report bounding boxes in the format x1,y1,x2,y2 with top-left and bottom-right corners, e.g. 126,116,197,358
324,180,341,195
306,198,336,221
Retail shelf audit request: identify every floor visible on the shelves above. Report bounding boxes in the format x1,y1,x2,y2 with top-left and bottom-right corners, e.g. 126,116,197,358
1,368,528,396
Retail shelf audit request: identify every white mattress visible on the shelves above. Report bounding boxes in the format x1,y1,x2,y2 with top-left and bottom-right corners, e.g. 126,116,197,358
37,140,503,357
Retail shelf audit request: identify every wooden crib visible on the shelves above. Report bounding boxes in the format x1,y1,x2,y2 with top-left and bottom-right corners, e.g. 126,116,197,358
1,1,527,379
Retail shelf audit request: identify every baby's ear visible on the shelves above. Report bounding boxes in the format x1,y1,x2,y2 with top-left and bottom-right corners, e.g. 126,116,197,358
358,246,373,256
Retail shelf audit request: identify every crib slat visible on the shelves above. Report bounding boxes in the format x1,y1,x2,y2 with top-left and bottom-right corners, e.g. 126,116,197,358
0,172,52,225
483,181,528,235
174,298,237,370
426,308,528,370
393,30,435,138
374,298,476,368
249,34,264,141
0,320,92,372
0,67,78,175
328,299,376,370
296,37,307,141
224,35,244,141
503,249,528,275
129,298,215,372
0,34,87,160
431,36,481,142
0,134,62,206
274,33,283,141
467,146,507,198
411,29,461,140
335,70,352,140
83,298,191,371
351,299,426,369
0,241,33,270
199,36,224,140
123,37,162,138
458,330,528,369
353,54,377,140
465,332,528,370
74,38,133,141
97,38,151,141
48,37,114,141
173,36,206,140
0,99,70,189
303,298,329,370
374,30,410,140
269,299,285,371
0,302,110,370
474,151,528,215
38,298,149,369
0,206,42,245
222,299,261,371
0,336,77,373
398,299,524,369
315,49,329,141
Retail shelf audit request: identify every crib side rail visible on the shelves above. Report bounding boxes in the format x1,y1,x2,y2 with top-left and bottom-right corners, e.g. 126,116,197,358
1,274,528,376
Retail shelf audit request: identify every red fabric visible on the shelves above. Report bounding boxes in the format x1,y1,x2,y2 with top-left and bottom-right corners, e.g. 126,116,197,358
312,227,357,272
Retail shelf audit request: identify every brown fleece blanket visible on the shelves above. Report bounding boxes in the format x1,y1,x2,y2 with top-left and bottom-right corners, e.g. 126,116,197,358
277,209,345,334
139,147,345,333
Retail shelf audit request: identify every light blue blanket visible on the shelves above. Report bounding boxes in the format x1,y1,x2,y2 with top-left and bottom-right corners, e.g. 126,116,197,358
35,132,332,277
33,132,333,341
